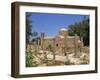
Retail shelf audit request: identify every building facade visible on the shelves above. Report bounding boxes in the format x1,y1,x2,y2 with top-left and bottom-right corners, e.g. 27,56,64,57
39,28,83,56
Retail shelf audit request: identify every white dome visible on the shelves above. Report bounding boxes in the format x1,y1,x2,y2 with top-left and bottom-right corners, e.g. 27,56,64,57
60,28,67,31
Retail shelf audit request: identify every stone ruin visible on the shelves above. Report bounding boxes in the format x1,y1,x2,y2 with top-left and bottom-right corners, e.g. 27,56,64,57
27,28,84,58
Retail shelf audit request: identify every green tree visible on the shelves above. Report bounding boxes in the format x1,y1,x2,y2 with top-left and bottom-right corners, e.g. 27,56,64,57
26,12,32,43
68,17,89,46
47,45,52,51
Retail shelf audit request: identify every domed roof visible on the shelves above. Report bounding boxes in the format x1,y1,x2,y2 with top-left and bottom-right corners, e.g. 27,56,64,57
58,35,65,38
60,28,67,31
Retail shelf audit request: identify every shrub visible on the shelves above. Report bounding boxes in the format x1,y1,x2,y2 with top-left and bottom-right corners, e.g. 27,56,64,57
80,55,89,64
64,60,74,65
26,51,38,67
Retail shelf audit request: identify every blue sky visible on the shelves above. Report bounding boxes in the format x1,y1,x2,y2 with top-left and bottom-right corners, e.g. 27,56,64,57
28,12,89,37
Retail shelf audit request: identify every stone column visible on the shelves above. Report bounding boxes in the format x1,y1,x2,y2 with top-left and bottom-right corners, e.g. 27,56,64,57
52,38,56,60
74,34,79,58
40,33,45,50
37,39,40,52
80,37,83,52
64,36,69,62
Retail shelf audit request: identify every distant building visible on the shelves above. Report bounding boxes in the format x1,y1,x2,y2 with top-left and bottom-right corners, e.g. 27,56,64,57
27,28,83,57
39,28,83,56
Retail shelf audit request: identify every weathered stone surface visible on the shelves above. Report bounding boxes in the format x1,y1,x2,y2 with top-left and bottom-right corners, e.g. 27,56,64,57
27,28,83,57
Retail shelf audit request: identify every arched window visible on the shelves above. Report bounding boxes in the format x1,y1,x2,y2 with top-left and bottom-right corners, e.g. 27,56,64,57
56,44,58,47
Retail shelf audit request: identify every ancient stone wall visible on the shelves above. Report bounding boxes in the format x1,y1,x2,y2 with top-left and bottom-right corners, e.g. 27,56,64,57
43,38,55,50
26,28,83,57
